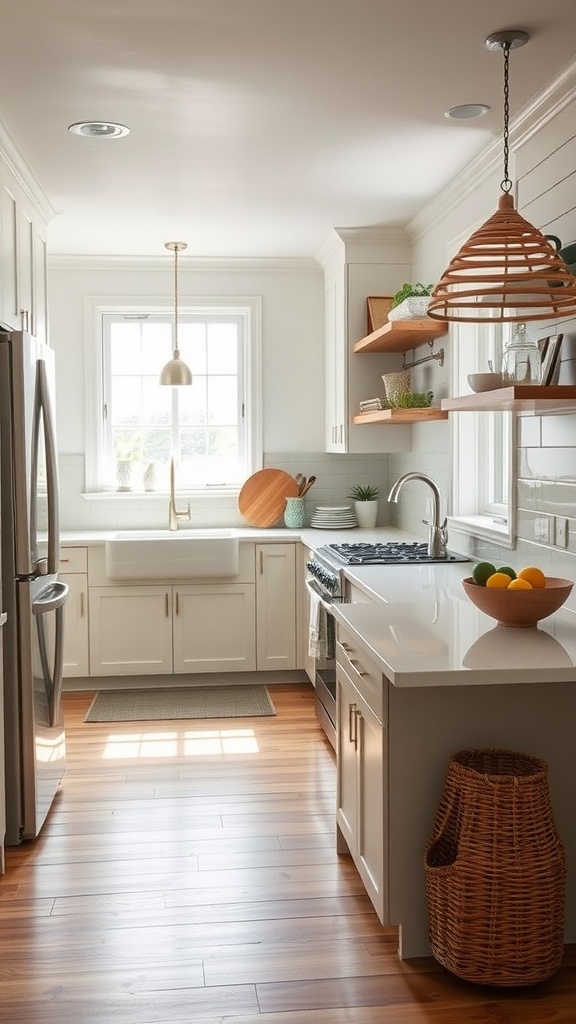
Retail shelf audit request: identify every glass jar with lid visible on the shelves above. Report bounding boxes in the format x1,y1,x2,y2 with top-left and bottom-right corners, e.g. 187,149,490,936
501,322,542,385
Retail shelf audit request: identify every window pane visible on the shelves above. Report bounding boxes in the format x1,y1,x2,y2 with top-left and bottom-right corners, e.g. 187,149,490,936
207,324,237,373
111,378,142,424
110,324,142,374
178,379,207,425
142,378,172,424
179,324,207,374
208,377,238,424
142,323,172,373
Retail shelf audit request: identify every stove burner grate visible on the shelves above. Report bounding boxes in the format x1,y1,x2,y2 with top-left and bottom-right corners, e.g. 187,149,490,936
324,541,467,565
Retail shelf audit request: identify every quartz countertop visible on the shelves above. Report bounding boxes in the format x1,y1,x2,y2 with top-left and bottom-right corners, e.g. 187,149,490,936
332,560,576,688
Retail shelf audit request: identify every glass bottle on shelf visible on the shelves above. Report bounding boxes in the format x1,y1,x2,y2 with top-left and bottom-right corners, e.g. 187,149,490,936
501,322,542,385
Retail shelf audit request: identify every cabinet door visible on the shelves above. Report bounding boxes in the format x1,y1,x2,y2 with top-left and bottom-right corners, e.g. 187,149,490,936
173,584,256,673
325,271,347,452
336,669,359,855
89,586,173,676
0,184,18,330
256,544,296,670
298,545,315,681
61,573,89,678
356,695,387,921
16,206,33,333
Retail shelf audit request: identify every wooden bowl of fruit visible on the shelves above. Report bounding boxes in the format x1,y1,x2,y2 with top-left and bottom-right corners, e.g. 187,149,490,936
462,563,573,628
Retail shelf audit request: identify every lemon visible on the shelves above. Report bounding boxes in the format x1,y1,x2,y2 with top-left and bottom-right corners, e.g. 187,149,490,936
508,577,533,590
497,565,517,580
472,561,496,586
486,572,513,589
518,566,546,589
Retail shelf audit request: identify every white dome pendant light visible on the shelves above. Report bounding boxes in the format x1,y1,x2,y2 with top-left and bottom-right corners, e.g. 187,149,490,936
428,30,576,324
159,241,193,386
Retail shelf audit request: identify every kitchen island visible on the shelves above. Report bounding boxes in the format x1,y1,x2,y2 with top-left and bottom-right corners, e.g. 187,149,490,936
331,562,576,960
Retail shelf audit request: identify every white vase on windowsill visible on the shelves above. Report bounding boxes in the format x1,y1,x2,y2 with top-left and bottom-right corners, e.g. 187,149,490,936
116,460,134,492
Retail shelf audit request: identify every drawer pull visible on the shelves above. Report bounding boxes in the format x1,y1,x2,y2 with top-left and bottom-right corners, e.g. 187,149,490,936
348,702,357,748
349,658,367,676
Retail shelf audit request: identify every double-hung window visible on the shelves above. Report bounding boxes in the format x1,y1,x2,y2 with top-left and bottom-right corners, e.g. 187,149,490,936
85,298,261,493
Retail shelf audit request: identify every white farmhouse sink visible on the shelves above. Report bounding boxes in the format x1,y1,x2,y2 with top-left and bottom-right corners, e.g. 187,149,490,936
105,529,239,580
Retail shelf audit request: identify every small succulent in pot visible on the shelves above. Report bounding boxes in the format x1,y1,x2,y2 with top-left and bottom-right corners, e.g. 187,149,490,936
347,483,380,502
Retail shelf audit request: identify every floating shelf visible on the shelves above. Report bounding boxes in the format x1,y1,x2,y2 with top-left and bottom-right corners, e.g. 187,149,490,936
442,385,576,413
353,408,449,425
354,318,447,354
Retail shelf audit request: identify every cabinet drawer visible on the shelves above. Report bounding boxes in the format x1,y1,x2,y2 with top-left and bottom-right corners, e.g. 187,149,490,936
336,635,385,725
59,546,88,573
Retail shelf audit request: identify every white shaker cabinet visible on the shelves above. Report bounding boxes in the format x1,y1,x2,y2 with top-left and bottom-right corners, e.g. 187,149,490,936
336,632,388,924
173,583,256,673
0,178,48,342
256,544,296,670
60,547,89,678
318,228,412,455
89,585,173,676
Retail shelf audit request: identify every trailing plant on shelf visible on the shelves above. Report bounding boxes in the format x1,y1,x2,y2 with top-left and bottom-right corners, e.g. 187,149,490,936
347,483,380,502
387,390,434,409
390,283,434,309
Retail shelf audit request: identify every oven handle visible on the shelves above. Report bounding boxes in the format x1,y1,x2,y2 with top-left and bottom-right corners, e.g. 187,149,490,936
305,577,338,613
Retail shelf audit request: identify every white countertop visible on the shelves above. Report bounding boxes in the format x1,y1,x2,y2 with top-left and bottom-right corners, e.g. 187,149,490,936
61,526,576,688
332,560,576,688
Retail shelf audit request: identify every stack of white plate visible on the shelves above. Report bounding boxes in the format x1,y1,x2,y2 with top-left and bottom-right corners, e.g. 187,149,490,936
309,505,358,529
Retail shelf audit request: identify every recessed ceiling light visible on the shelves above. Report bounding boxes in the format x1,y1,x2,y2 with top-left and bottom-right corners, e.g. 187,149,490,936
68,121,130,138
445,104,490,120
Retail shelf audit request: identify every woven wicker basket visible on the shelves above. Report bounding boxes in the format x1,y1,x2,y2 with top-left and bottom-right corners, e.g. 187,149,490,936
425,748,566,987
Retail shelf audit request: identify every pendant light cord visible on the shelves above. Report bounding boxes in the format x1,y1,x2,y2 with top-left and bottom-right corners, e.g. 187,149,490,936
501,42,512,194
173,244,180,358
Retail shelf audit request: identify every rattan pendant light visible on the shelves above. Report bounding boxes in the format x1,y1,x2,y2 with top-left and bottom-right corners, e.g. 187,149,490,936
159,241,193,385
428,30,576,324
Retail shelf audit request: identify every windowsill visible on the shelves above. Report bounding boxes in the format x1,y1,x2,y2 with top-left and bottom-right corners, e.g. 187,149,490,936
81,487,242,500
448,514,514,549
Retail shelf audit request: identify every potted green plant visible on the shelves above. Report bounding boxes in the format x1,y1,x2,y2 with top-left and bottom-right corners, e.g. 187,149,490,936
388,282,434,322
348,484,380,529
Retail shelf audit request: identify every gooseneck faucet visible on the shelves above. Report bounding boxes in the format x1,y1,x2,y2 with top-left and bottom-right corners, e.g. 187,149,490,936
168,456,191,531
387,472,448,558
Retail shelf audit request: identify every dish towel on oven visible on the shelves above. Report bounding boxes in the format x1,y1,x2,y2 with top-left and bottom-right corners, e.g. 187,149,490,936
308,590,336,661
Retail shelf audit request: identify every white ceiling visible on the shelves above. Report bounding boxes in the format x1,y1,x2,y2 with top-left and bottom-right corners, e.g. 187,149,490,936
2,0,576,259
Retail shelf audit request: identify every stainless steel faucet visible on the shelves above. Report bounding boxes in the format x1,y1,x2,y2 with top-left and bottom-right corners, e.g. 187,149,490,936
168,456,191,531
387,472,448,558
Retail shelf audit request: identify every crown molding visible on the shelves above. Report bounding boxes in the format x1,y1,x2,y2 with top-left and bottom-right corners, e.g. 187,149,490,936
0,121,56,225
408,55,576,243
47,253,321,274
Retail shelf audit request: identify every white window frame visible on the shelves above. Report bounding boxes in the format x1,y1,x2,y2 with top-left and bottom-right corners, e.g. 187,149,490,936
449,317,516,548
83,295,262,494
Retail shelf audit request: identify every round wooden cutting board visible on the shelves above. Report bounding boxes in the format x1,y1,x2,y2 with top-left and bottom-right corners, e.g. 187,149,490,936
238,469,299,527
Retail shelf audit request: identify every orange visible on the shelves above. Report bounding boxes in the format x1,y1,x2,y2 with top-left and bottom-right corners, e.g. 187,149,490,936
486,572,513,589
507,577,533,590
517,566,546,589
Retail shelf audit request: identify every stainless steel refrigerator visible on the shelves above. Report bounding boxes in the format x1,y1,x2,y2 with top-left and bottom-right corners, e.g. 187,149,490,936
0,330,68,845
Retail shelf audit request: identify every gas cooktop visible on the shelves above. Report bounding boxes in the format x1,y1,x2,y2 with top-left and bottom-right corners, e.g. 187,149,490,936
322,541,470,566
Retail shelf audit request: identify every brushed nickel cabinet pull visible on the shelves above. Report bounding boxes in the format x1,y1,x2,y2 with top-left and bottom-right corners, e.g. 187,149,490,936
165,593,169,617
348,702,357,745
176,592,179,615
80,592,84,617
259,551,264,574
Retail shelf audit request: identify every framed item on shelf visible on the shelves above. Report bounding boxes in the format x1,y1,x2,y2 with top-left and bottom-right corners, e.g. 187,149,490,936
539,334,564,385
366,296,393,334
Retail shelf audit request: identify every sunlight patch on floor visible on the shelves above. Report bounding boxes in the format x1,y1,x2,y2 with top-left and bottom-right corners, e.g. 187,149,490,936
101,728,260,759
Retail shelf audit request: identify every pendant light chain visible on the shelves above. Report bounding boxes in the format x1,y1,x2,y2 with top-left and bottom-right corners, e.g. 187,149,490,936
501,42,512,194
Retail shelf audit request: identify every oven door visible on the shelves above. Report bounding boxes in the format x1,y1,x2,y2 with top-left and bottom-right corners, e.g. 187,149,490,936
305,577,337,751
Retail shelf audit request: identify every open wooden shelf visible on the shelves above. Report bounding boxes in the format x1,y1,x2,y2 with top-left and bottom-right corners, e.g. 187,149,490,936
442,385,576,413
353,318,447,354
353,408,449,424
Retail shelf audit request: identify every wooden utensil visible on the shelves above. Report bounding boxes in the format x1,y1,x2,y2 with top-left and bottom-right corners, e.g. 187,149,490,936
238,468,300,527
300,475,316,497
295,473,305,494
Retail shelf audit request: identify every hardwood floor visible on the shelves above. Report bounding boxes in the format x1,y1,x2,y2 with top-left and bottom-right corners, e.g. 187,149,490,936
1,682,575,1023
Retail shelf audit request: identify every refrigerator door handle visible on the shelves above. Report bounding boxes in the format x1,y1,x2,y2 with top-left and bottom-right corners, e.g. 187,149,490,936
30,358,60,577
0,612,7,627
33,582,68,728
